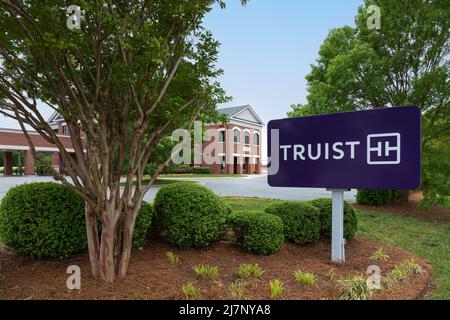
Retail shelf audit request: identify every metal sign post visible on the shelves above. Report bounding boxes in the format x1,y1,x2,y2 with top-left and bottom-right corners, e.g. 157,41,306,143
327,189,349,263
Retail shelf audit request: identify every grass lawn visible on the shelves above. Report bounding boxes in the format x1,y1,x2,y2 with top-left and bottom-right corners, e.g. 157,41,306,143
223,197,450,300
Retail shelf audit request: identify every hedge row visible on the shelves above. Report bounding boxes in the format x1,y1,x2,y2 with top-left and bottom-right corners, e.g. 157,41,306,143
0,182,358,260
356,189,401,206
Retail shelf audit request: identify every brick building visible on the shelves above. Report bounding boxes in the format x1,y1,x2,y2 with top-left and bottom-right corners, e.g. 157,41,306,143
202,105,264,174
0,112,76,175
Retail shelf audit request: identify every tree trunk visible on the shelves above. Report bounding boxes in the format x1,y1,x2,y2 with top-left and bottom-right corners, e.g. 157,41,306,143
398,190,410,204
118,214,135,277
99,213,116,283
85,203,100,279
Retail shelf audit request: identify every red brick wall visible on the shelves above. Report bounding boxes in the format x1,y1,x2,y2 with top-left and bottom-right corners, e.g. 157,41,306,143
0,131,74,149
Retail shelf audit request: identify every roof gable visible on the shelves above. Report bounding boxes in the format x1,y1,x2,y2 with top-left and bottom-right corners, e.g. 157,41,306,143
217,105,264,127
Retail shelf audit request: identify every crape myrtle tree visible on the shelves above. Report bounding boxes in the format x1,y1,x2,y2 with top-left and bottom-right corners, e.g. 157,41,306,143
0,0,246,282
289,0,449,202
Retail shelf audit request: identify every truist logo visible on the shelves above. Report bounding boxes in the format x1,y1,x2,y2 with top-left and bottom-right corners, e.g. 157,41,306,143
269,132,402,175
367,133,401,165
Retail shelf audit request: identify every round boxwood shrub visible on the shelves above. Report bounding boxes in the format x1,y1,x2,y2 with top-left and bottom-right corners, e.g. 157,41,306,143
154,182,230,249
307,198,357,240
132,202,155,248
356,189,398,206
265,201,321,245
228,210,284,254
0,182,86,259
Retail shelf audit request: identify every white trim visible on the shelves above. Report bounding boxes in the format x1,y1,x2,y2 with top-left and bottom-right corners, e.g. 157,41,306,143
252,155,260,158
0,128,71,138
232,153,241,157
218,153,226,157
228,119,263,130
231,105,265,127
0,145,77,153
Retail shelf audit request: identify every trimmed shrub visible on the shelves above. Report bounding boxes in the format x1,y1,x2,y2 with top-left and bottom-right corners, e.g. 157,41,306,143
307,198,357,240
356,189,400,206
0,182,155,258
192,166,211,174
228,210,284,254
154,182,230,249
163,164,193,174
0,182,86,259
132,202,155,248
265,201,321,245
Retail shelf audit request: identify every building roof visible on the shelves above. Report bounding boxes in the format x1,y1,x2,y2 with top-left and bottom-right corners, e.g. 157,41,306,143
217,105,249,118
217,105,264,127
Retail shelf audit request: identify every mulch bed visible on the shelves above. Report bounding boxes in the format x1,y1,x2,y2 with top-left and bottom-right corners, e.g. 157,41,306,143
0,237,431,300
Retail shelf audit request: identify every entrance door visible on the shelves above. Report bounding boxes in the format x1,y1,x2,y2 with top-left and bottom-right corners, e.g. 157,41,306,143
244,157,250,174
233,157,238,174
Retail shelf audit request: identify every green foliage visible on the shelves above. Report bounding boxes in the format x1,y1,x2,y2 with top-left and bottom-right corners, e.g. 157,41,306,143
385,259,423,286
192,167,211,174
369,248,390,262
132,202,155,248
166,251,180,264
337,275,372,300
269,279,284,299
307,198,358,240
163,164,193,174
228,210,284,255
182,282,198,300
154,182,230,249
294,270,316,286
422,141,450,207
235,263,265,278
35,154,53,176
356,189,399,206
193,265,219,278
0,182,86,259
229,280,246,300
265,201,321,245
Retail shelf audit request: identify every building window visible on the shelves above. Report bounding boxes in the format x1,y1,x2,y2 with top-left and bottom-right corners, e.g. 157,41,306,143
254,132,260,146
233,129,240,143
219,130,225,143
244,131,250,145
62,125,69,135
220,156,226,171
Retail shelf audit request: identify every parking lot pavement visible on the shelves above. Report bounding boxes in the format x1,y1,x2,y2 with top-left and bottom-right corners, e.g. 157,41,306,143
0,174,357,203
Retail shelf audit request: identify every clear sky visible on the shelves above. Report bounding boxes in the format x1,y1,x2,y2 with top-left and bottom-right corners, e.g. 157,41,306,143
203,0,364,124
0,0,364,133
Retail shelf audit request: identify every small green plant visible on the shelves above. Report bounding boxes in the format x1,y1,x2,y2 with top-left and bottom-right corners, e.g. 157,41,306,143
229,280,247,300
166,251,180,264
384,259,423,287
269,279,284,299
193,264,220,278
369,248,390,261
236,263,265,278
326,268,337,281
337,275,372,300
294,269,316,286
182,282,198,300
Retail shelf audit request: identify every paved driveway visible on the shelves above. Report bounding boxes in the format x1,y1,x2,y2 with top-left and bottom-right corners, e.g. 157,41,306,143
150,175,357,203
0,175,357,203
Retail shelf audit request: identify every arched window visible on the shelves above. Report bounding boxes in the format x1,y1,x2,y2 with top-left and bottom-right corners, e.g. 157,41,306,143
244,131,250,145
233,129,240,143
254,132,260,146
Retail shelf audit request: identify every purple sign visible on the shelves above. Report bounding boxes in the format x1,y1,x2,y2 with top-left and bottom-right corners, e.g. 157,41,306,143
267,106,421,190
